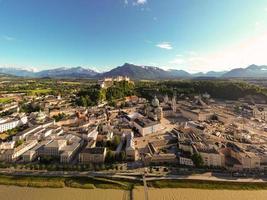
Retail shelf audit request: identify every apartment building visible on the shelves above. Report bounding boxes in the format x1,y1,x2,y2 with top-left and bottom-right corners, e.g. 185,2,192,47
42,139,67,156
12,125,44,141
198,148,225,167
125,132,138,161
60,136,83,163
1,140,38,162
0,115,28,133
179,156,194,166
22,140,52,162
79,147,107,164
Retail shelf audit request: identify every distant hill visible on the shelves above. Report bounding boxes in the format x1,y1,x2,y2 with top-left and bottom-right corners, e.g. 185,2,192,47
223,65,267,78
0,68,36,77
0,73,16,78
193,71,227,77
99,63,190,79
36,66,99,78
99,63,169,79
0,66,99,78
167,69,191,77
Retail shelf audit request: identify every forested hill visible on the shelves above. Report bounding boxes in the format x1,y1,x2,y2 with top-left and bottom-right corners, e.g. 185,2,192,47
75,80,267,107
135,80,267,102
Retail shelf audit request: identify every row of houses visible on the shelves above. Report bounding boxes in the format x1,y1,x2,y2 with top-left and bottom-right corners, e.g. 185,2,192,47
178,132,264,170
0,114,28,133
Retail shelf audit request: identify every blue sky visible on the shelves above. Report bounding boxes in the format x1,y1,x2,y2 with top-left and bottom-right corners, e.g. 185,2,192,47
1,0,267,72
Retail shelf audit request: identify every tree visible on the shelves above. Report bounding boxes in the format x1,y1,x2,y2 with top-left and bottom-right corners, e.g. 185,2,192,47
15,140,24,147
117,151,126,162
53,113,67,122
191,153,204,168
105,150,115,163
112,135,121,148
98,88,106,103
106,140,112,148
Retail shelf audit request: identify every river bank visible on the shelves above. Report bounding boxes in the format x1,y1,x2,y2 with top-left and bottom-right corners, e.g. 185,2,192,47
1,185,267,200
133,186,267,200
1,174,267,190
0,175,134,190
0,185,127,200
1,174,267,200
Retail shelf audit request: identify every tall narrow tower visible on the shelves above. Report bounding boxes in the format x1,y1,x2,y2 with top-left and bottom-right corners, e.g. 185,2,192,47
172,93,177,112
164,94,169,104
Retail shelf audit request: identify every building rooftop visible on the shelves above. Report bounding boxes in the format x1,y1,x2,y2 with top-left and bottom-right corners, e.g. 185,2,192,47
45,139,66,148
134,117,159,128
226,142,244,153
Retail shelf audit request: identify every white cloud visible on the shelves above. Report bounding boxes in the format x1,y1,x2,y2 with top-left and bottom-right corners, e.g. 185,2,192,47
156,42,173,50
254,21,267,33
125,0,149,10
135,0,147,5
167,32,267,73
186,51,198,56
255,21,261,26
169,58,184,65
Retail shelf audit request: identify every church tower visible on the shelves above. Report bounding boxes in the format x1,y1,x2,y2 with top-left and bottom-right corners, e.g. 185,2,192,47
164,94,169,104
172,93,177,112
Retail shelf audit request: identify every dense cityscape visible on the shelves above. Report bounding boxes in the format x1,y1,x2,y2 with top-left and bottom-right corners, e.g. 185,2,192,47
2,0,267,199
1,76,267,176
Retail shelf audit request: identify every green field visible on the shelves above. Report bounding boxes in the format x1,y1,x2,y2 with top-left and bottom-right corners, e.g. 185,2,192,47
26,89,52,95
61,81,81,85
0,97,12,104
1,175,267,191
0,175,133,190
148,179,267,190
0,175,65,188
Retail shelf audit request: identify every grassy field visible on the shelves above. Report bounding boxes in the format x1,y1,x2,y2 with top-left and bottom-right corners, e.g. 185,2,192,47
1,175,267,191
61,81,81,85
0,97,12,104
0,175,65,188
0,175,133,190
148,179,267,190
26,89,52,95
64,177,133,190
1,89,53,95
0,133,9,140
0,127,20,140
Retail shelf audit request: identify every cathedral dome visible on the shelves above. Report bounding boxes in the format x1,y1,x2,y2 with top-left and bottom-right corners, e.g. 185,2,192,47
36,110,46,123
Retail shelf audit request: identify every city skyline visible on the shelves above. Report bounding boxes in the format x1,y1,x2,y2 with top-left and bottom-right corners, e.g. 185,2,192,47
1,0,267,72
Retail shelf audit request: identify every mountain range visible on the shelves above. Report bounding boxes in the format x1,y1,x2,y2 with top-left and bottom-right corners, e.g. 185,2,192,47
1,63,267,79
222,64,267,78
36,66,99,78
99,63,191,79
